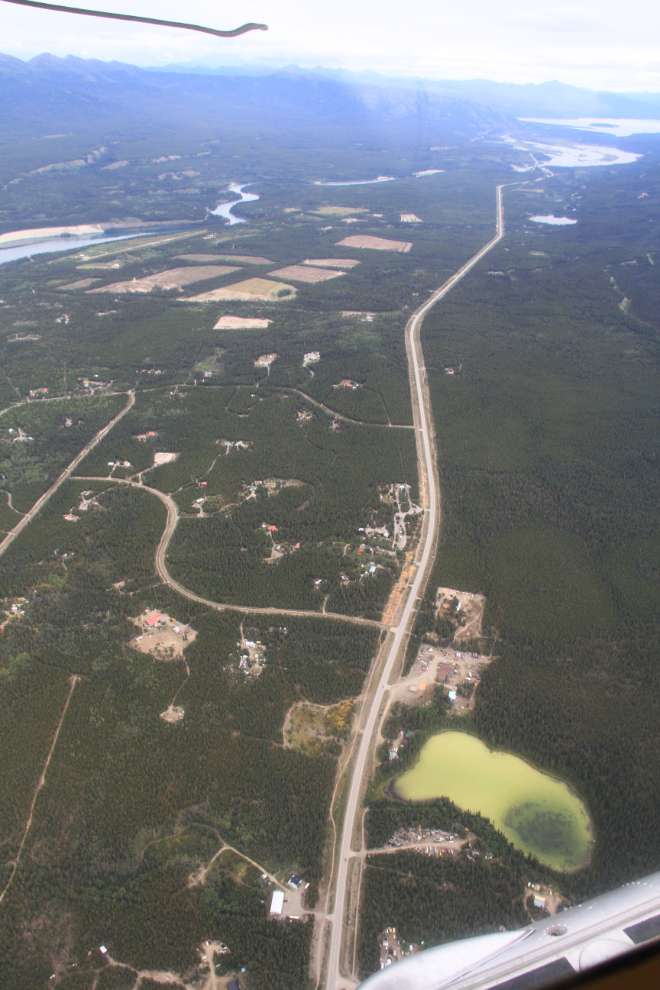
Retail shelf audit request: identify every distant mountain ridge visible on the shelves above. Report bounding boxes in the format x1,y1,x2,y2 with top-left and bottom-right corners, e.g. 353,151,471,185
0,52,513,143
140,59,660,118
3,52,658,149
282,68,660,119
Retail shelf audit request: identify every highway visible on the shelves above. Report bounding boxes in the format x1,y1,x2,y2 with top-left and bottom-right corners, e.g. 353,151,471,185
324,185,507,990
0,185,507,987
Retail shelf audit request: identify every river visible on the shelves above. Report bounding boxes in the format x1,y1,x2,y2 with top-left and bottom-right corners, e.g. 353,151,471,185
0,231,152,267
210,184,260,224
0,183,260,266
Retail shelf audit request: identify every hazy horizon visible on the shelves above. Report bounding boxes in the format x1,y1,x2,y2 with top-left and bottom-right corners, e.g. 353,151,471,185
2,0,659,93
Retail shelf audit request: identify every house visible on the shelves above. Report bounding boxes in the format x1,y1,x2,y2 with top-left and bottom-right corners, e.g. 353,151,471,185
227,978,240,990
146,614,163,627
436,664,454,682
287,873,303,891
269,891,284,915
534,895,547,910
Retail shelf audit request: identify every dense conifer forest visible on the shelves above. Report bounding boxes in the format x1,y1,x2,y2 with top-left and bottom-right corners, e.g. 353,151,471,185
0,108,659,988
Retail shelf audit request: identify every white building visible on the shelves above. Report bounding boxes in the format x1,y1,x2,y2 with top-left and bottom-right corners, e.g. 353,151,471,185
269,890,284,916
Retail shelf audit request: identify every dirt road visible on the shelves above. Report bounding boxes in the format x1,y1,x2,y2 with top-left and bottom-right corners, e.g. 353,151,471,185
279,388,414,429
324,185,507,990
72,475,387,630
193,839,286,890
0,390,135,559
0,674,79,905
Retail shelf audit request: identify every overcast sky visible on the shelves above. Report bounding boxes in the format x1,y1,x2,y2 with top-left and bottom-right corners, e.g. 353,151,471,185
2,0,659,91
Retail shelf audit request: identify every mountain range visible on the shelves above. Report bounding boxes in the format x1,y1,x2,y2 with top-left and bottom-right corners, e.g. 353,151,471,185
1,52,659,148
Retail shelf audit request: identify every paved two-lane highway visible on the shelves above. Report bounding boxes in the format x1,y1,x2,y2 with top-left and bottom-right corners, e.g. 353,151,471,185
325,186,507,990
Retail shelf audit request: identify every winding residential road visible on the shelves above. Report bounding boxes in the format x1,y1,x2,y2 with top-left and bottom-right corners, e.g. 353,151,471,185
72,475,387,629
278,388,415,429
324,185,507,990
0,390,135,559
0,185,507,985
150,481,387,627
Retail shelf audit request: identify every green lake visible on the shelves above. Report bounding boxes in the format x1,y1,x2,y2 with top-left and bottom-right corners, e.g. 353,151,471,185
393,732,593,871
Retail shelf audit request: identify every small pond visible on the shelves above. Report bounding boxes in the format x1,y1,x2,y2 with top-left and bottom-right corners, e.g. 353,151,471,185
393,732,593,871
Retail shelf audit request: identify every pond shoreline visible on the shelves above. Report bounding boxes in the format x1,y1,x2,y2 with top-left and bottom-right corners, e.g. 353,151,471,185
386,729,594,872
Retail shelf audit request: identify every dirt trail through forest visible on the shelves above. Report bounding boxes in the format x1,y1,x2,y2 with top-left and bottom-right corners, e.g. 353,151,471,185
0,674,79,905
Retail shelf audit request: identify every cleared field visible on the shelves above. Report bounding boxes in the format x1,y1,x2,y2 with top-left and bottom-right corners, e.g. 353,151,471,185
313,206,368,216
185,277,296,302
57,278,101,290
255,353,277,368
213,316,272,329
400,213,423,222
303,258,360,268
86,265,241,294
175,253,273,264
335,234,413,253
268,265,345,283
78,260,133,270
154,451,179,465
130,609,196,660
75,230,205,261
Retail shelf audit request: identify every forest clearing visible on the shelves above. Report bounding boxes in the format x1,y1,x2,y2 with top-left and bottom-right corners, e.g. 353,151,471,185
335,235,413,252
130,609,196,659
178,253,275,265
313,206,369,216
267,265,345,283
184,278,296,302
436,586,486,643
153,452,179,465
283,699,353,754
213,316,272,328
303,258,360,268
87,265,241,294
56,278,101,291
